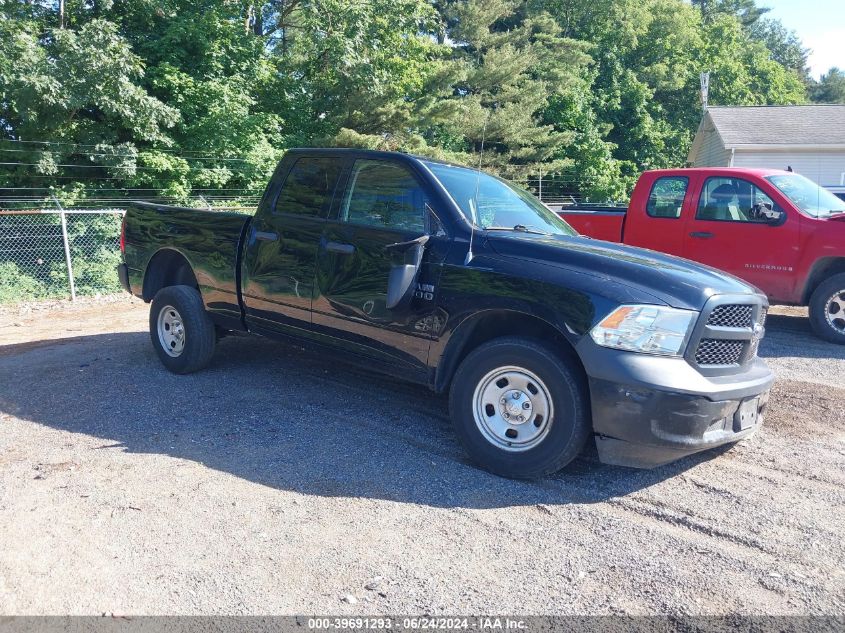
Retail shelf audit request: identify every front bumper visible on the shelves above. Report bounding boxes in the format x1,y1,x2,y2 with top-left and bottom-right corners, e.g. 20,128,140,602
576,340,774,468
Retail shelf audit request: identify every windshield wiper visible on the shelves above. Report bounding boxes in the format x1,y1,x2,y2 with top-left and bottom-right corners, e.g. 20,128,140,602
484,224,549,235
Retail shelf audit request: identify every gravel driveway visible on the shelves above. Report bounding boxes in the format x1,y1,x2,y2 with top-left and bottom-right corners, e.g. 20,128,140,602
0,298,843,615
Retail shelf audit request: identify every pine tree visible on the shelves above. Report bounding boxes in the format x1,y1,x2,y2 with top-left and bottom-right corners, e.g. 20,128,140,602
692,0,769,26
810,68,845,104
427,0,592,180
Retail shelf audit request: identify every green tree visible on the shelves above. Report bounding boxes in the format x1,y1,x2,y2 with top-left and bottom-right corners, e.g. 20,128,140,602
692,0,769,26
540,0,804,191
0,16,178,192
809,68,845,104
422,0,593,180
130,3,284,197
0,0,816,206
700,14,807,108
749,18,809,77
267,0,445,151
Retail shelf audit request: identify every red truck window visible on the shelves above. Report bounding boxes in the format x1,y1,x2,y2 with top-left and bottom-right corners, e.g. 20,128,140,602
646,177,688,219
696,177,777,223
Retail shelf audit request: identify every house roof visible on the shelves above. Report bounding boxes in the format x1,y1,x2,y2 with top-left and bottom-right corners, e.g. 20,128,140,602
706,105,845,147
687,105,845,163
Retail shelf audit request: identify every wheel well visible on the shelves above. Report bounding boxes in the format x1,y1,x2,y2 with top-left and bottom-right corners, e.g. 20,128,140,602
435,311,586,393
803,258,845,304
142,250,199,302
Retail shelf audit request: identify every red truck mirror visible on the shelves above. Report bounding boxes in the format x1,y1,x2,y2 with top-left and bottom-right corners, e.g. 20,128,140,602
752,202,786,226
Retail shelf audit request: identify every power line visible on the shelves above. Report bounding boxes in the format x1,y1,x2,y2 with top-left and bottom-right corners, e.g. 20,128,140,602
0,145,261,164
0,138,270,161
0,185,263,191
0,161,264,174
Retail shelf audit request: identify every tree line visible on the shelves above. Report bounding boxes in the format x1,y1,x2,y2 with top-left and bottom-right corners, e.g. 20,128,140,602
1,0,843,203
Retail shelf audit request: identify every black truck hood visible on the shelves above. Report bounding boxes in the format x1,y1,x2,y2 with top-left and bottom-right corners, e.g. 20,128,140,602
485,233,759,311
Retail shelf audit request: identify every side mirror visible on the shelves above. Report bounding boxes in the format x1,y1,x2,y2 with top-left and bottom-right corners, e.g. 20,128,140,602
752,202,785,226
384,235,430,310
766,209,786,225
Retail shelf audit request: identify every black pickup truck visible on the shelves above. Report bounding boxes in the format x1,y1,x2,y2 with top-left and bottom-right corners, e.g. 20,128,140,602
118,148,774,478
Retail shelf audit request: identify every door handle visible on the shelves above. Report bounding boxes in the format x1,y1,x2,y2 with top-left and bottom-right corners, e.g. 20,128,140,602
255,230,279,242
324,241,355,255
689,231,714,239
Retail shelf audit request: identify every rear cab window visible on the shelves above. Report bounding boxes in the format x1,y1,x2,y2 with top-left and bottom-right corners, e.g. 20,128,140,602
646,177,688,219
274,157,342,218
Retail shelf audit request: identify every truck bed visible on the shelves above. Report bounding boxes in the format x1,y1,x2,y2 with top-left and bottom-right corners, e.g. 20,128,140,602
122,201,253,324
555,206,626,242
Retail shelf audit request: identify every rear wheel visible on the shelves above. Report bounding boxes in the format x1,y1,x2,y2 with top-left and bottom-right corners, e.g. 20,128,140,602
448,337,589,479
149,285,216,373
809,273,845,345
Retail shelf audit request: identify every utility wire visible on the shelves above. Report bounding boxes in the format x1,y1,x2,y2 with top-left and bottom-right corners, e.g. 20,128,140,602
0,138,267,161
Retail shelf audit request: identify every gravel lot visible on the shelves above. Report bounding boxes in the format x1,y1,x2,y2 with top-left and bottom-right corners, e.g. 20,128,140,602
0,297,843,615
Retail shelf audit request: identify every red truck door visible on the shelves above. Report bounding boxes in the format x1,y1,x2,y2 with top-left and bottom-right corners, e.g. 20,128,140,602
622,174,690,256
682,175,800,302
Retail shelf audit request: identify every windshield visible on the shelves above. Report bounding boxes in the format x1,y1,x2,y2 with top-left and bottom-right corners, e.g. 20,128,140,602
424,161,577,236
766,174,845,218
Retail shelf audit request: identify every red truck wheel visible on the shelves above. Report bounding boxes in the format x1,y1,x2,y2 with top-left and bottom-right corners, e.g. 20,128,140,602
809,273,845,345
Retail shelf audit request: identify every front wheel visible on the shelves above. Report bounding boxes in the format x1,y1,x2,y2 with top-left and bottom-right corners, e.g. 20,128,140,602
809,273,845,345
448,337,590,479
149,285,217,373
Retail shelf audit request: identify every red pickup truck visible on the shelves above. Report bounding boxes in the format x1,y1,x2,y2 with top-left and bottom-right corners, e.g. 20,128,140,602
559,168,845,344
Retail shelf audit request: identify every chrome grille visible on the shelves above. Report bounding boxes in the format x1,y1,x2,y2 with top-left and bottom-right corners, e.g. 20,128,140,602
707,304,753,328
695,339,745,365
748,308,768,359
688,296,767,374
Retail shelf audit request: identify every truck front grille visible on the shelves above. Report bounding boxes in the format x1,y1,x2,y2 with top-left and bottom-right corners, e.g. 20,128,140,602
748,308,768,359
695,339,745,365
707,304,753,328
687,296,767,374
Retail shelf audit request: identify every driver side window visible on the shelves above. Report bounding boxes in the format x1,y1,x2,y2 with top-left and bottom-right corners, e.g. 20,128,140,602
696,177,777,223
340,160,426,232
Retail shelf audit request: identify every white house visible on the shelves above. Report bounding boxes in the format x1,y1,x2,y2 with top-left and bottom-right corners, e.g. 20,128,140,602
687,105,845,188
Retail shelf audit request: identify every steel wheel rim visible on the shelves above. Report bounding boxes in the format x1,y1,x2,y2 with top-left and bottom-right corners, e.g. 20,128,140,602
824,290,845,333
157,304,186,357
472,365,553,452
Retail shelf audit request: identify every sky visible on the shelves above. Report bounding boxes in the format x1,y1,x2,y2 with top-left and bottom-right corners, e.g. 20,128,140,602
762,0,845,78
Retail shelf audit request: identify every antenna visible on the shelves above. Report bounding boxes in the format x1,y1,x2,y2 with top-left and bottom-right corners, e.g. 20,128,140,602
465,110,490,265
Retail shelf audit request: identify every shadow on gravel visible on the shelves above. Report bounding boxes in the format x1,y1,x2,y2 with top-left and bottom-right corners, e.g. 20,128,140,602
0,331,724,509
758,313,845,360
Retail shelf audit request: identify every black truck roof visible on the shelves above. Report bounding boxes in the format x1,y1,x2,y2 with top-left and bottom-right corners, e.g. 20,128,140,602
283,147,471,170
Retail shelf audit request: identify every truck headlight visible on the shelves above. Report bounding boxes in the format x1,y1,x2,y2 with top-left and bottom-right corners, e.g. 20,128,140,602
590,305,697,357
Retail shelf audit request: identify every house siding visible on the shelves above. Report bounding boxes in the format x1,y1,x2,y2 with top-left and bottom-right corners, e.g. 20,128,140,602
691,129,732,167
731,150,845,187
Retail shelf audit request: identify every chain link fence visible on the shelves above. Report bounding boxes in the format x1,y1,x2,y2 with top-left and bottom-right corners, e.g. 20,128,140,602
0,209,125,303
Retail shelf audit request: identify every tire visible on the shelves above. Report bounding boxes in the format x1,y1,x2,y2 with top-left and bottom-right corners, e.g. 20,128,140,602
448,336,590,479
808,273,845,345
149,285,216,374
